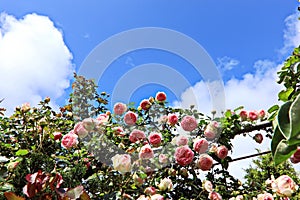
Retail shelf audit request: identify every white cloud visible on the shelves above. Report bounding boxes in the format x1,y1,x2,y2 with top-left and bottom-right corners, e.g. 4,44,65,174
217,56,240,71
0,13,73,115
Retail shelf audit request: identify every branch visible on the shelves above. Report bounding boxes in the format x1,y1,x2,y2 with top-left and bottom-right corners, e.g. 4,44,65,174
234,121,273,135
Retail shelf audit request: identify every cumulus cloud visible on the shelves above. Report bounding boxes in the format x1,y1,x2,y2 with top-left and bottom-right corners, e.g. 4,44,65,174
0,13,73,115
217,56,240,71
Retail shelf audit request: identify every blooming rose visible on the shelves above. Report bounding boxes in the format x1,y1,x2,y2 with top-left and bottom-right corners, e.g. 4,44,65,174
21,102,30,112
144,186,156,195
155,91,167,102
216,145,228,159
158,177,173,191
239,110,248,121
73,122,89,138
248,110,259,121
113,102,127,115
137,195,150,200
208,191,222,200
124,111,137,126
197,154,213,171
159,154,168,164
203,180,213,192
193,138,209,154
82,118,96,131
96,113,109,125
148,132,162,147
53,132,62,140
204,121,219,140
111,154,131,174
129,129,146,143
112,126,125,136
61,131,78,149
176,135,189,146
181,115,198,132
140,99,151,110
259,109,266,119
139,144,154,160
256,192,273,200
270,175,298,197
151,194,164,200
174,146,194,166
167,113,178,126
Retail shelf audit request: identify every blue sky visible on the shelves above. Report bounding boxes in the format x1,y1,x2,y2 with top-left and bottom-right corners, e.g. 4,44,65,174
1,1,300,179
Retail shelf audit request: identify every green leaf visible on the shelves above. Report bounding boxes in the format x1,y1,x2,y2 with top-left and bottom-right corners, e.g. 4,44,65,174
278,87,294,102
289,93,300,141
15,149,29,156
273,140,297,165
267,105,279,113
271,127,285,156
233,106,244,112
277,101,292,138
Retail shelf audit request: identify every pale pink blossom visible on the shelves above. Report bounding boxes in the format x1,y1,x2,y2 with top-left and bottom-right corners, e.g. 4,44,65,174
256,192,273,200
151,194,164,200
137,195,150,200
112,126,125,136
193,138,209,154
124,111,137,126
140,99,151,110
204,121,219,140
96,113,109,125
155,92,167,102
158,177,173,191
129,129,146,143
111,154,132,174
113,102,127,115
269,175,298,197
73,122,89,138
61,131,78,149
203,180,213,192
174,145,194,166
148,132,162,147
82,118,96,131
139,144,154,160
158,115,168,124
144,186,156,195
197,154,213,171
208,191,222,200
167,113,178,126
159,154,168,164
176,135,189,146
181,115,198,132
216,145,228,159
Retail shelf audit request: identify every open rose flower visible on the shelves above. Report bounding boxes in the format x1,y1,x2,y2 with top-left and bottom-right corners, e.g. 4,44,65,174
159,154,168,164
112,126,125,136
256,192,273,200
193,138,209,154
248,110,258,121
144,186,156,195
61,131,78,149
197,154,213,171
176,135,189,146
140,99,151,110
139,144,154,160
204,121,219,140
155,91,167,102
129,129,146,143
73,122,89,138
158,177,173,191
268,175,298,197
174,145,194,166
216,145,228,159
151,194,164,200
82,118,96,131
148,132,162,147
167,113,178,126
209,191,222,200
124,111,137,126
203,180,213,192
96,113,109,125
180,115,198,132
113,102,127,115
111,154,131,174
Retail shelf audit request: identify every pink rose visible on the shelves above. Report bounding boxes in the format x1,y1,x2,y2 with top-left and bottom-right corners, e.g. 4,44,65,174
129,129,146,143
151,194,164,200
158,177,173,191
176,135,189,146
124,111,137,126
139,144,154,160
61,131,78,149
216,145,228,159
113,102,127,115
193,138,209,154
181,115,198,132
174,146,194,166
82,118,96,131
96,113,109,125
112,126,125,136
53,132,62,140
208,191,222,200
257,193,273,200
239,110,248,121
197,154,213,171
111,154,131,174
271,175,298,197
259,109,266,119
204,121,219,140
248,111,258,121
144,186,156,195
159,154,168,164
203,180,213,192
73,122,89,138
167,113,178,126
148,132,162,147
155,91,167,102
140,99,151,110
137,195,150,200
